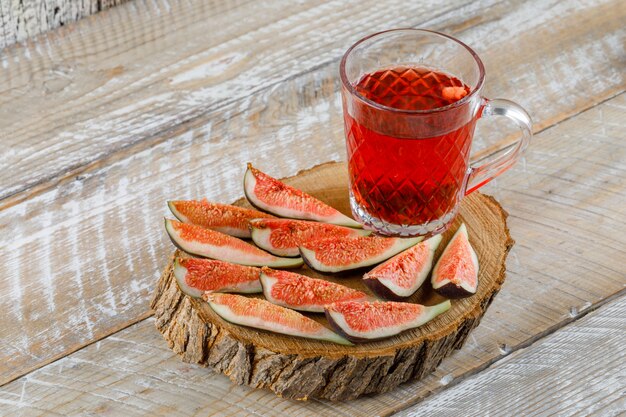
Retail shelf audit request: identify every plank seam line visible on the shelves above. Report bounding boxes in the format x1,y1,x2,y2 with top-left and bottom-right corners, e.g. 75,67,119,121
471,89,626,165
2,289,624,402
381,288,626,417
2,84,622,212
3,82,622,211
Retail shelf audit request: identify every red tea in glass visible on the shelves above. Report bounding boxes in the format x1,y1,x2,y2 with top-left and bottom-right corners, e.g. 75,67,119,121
347,66,476,226
340,29,532,236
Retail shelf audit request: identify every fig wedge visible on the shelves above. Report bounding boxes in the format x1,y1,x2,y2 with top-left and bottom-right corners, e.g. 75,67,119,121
173,258,261,298
250,218,370,257
363,234,443,300
165,219,303,268
260,267,369,312
168,199,274,238
431,223,479,298
244,164,361,228
205,293,352,345
299,235,422,273
325,300,451,342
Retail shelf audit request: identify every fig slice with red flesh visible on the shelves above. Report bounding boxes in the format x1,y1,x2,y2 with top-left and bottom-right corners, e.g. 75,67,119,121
165,219,303,268
173,257,261,298
299,235,422,273
204,293,352,345
243,164,362,228
325,299,451,342
363,234,443,300
250,218,371,257
168,199,274,238
431,223,479,298
259,267,369,312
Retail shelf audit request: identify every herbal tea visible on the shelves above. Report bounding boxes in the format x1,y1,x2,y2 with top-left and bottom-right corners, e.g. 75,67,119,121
345,66,479,229
341,29,532,236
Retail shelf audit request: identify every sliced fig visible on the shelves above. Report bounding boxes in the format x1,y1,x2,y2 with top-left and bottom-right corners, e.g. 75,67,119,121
259,267,369,312
431,223,479,298
173,257,261,298
325,299,451,342
250,218,370,257
299,235,422,273
244,164,362,228
165,219,303,268
363,234,443,300
205,293,352,345
168,199,274,238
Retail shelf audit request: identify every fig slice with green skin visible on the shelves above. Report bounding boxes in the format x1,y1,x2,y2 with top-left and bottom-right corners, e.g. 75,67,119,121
173,257,261,298
204,293,352,345
431,223,479,298
250,218,371,257
165,219,303,268
243,164,362,228
168,199,274,238
363,234,443,300
259,267,369,312
299,235,423,273
325,299,451,342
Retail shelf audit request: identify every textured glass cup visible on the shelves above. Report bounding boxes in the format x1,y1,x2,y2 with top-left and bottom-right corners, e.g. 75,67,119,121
341,29,532,236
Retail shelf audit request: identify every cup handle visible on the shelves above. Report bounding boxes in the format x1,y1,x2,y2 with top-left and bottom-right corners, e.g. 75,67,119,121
465,98,533,195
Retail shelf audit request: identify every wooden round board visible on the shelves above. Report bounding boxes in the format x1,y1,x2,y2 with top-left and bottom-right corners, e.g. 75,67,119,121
151,161,514,401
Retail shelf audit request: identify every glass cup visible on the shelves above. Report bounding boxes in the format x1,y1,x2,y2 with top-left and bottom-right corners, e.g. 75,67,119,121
340,29,532,236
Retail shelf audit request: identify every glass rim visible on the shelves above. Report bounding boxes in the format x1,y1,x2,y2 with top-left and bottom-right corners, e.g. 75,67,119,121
339,28,486,115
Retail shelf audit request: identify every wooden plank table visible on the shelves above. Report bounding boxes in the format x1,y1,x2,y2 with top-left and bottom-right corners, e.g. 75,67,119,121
0,0,129,49
0,0,624,415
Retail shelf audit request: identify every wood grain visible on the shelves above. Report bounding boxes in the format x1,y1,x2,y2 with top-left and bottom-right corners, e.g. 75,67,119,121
0,0,129,49
2,297,623,416
1,0,624,204
0,93,624,416
1,0,625,386
151,168,513,400
397,296,626,417
0,0,479,202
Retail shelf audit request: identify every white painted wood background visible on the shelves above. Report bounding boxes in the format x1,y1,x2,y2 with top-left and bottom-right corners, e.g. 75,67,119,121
0,0,624,415
0,0,128,49
399,296,626,417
